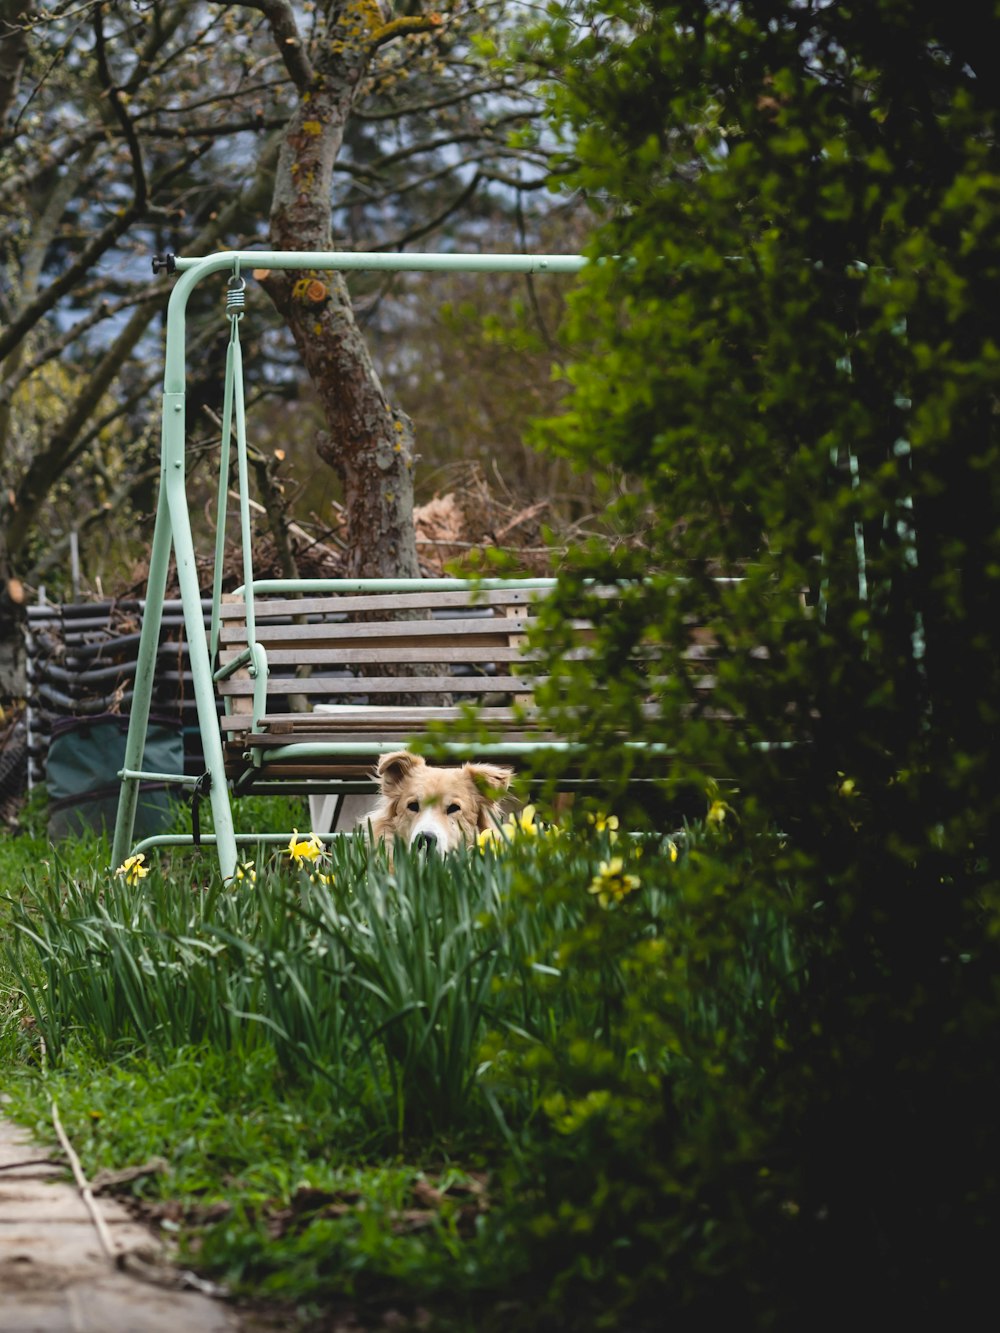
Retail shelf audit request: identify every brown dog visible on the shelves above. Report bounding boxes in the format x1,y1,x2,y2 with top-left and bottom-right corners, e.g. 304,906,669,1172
364,750,513,854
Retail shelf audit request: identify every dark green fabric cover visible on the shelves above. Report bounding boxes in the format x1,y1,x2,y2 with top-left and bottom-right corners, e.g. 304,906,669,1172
46,714,184,842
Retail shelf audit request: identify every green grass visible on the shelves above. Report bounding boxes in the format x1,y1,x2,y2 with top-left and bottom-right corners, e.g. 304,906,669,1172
0,1043,494,1322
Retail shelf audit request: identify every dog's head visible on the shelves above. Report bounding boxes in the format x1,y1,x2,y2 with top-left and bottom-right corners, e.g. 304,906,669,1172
367,750,513,854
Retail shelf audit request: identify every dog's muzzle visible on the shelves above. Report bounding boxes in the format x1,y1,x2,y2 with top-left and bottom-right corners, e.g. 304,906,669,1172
412,831,439,854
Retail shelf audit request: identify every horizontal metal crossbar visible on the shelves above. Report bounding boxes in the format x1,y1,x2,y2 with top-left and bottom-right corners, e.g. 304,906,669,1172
130,831,343,857
173,253,587,279
234,576,559,596
119,767,201,787
247,739,672,762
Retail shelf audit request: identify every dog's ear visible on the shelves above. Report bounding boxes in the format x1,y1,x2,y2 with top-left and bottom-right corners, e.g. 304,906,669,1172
376,750,424,795
466,763,513,832
465,762,513,801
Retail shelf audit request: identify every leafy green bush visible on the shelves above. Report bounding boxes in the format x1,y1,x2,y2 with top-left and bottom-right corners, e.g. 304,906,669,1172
472,820,803,1330
492,0,1000,1324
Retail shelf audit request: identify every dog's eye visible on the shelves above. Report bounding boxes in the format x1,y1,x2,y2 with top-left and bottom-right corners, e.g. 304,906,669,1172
446,803,461,816
407,800,420,812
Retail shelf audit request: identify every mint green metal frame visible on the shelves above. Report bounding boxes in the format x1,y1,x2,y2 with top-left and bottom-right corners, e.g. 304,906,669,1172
111,250,586,880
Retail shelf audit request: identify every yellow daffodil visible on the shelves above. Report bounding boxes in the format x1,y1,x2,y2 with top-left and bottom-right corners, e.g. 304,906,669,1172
666,838,678,863
707,795,739,829
504,804,540,838
588,856,640,909
233,860,256,884
586,811,620,842
286,830,324,865
309,871,334,886
587,811,618,832
115,853,148,885
476,826,503,854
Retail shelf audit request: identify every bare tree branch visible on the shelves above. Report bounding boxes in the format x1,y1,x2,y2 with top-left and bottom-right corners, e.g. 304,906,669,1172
384,169,484,250
230,0,314,88
369,12,444,52
5,301,155,558
0,0,29,137
93,2,147,214
353,77,536,123
0,291,161,410
359,112,538,173
4,118,282,560
2,6,93,141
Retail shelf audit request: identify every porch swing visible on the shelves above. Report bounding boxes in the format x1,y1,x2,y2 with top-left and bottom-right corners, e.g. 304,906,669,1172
111,249,587,880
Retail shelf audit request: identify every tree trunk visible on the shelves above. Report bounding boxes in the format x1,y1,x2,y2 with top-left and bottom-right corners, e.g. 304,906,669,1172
262,272,422,579
258,0,422,579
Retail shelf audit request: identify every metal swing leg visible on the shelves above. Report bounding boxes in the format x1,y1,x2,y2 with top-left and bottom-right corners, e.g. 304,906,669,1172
162,413,240,881
112,288,241,879
111,478,173,870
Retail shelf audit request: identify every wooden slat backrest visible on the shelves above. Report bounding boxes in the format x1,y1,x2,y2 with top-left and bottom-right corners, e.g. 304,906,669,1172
222,644,548,667
217,585,556,721
216,583,726,756
216,587,540,618
220,591,254,717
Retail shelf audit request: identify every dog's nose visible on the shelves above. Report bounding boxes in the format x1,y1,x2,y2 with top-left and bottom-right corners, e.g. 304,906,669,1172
413,831,438,854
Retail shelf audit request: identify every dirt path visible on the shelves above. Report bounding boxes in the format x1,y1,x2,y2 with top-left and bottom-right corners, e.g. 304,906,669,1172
0,1116,246,1333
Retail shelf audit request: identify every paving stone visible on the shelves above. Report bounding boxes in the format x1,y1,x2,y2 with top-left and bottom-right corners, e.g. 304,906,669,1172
0,1117,244,1332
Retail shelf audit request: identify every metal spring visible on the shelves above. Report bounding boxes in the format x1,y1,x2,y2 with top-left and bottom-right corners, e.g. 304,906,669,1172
226,276,246,316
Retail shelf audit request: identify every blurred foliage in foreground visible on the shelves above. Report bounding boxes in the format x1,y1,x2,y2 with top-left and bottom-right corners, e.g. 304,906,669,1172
513,0,1000,1324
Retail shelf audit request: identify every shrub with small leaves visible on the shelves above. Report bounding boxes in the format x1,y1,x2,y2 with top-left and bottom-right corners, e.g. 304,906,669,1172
494,0,1000,1325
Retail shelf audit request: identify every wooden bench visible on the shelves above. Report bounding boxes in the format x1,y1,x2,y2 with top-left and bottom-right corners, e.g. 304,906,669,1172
209,574,736,834
213,577,578,819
